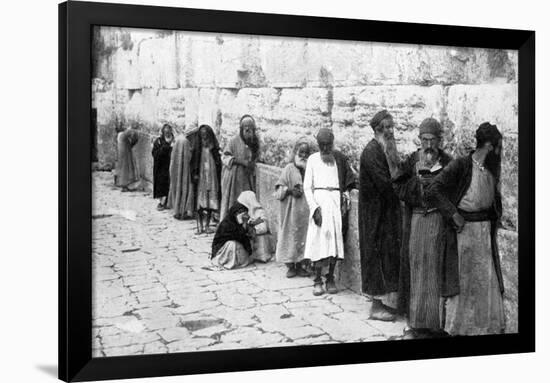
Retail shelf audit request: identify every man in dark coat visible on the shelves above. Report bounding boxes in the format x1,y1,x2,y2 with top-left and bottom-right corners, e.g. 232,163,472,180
426,122,505,336
358,110,402,321
393,118,453,338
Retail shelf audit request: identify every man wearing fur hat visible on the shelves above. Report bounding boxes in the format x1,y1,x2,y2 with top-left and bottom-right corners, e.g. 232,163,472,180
393,117,453,338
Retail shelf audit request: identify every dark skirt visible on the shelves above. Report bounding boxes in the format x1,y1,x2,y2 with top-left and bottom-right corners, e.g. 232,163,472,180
152,138,172,198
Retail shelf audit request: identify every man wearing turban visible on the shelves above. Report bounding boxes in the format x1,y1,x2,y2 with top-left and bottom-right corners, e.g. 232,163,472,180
358,110,402,321
303,128,356,296
393,117,453,338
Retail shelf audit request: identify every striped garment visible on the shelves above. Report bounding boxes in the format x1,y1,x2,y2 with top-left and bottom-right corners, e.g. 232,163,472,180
408,210,445,330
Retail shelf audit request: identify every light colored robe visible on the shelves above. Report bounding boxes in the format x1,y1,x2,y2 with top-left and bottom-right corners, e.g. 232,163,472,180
167,135,195,217
115,129,140,188
303,152,344,262
274,163,309,264
220,135,255,219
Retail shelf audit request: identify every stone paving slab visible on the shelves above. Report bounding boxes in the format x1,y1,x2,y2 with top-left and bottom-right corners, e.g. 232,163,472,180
92,171,406,357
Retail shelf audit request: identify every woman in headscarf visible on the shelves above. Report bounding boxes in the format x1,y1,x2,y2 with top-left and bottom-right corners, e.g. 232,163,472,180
152,124,174,210
190,124,222,233
167,128,195,220
115,124,140,191
219,115,260,219
237,191,274,263
274,136,316,278
211,202,254,269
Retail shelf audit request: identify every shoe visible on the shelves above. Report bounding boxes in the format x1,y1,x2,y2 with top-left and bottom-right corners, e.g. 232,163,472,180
286,264,297,278
157,203,165,211
313,282,325,296
369,309,396,322
325,279,338,294
295,264,310,277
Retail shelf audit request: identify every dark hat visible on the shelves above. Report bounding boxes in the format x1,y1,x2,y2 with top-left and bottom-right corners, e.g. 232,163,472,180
316,127,334,142
418,118,442,136
370,109,392,129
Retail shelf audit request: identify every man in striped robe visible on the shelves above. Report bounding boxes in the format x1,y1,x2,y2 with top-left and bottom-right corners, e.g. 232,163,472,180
393,118,453,338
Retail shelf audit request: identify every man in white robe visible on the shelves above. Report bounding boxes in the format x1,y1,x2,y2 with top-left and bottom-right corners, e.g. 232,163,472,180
304,128,353,296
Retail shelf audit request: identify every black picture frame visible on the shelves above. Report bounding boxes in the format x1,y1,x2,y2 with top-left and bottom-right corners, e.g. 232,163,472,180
59,1,535,381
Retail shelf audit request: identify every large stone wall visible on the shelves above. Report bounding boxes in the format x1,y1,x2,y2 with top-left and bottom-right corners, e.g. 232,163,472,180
92,27,518,332
92,26,518,231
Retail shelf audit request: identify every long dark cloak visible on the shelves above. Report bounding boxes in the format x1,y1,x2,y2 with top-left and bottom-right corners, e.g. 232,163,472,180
152,136,172,198
358,139,402,297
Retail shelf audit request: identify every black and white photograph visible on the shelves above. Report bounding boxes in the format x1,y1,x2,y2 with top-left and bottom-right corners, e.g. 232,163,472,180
3,0,549,382
91,26,519,357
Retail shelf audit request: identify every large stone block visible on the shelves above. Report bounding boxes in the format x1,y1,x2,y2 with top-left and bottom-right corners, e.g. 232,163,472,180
197,88,220,129
305,41,517,87
112,48,141,90
446,83,518,136
155,89,186,131
135,33,178,89
305,39,370,87
175,32,194,87
188,35,222,87
498,229,518,333
259,37,308,87
273,88,332,127
123,89,159,130
333,85,445,130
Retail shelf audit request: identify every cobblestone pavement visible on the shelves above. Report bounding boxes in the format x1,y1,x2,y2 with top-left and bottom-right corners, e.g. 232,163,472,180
92,171,407,357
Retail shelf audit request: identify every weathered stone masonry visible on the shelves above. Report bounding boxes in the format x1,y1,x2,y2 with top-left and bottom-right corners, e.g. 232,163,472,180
92,27,518,333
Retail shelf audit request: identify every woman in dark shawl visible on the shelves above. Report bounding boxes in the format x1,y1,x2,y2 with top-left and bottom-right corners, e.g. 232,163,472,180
190,124,222,233
211,202,254,269
152,124,174,210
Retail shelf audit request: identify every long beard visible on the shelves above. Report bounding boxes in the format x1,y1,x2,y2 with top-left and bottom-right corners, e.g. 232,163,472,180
320,153,335,165
380,135,399,173
485,151,502,180
421,148,437,168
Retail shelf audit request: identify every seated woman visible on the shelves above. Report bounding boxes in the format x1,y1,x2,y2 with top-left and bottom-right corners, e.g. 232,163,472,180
237,191,274,263
211,202,254,269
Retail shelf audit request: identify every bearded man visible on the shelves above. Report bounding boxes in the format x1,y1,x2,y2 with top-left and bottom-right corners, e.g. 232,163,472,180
358,110,402,321
426,122,505,336
303,128,356,296
220,115,260,219
274,137,315,278
393,118,453,338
